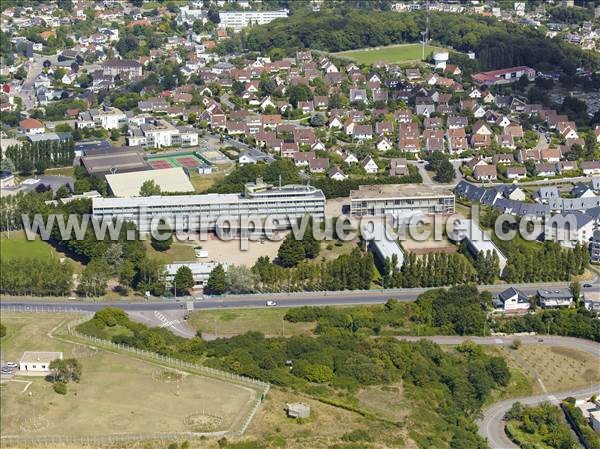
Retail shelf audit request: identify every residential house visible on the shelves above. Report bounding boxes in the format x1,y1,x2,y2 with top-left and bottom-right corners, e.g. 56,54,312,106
352,124,373,140
506,166,527,180
494,287,530,311
473,164,498,181
19,118,45,135
376,137,393,152
424,129,445,152
328,166,348,181
536,289,573,308
309,157,329,173
581,161,600,176
535,163,557,177
361,156,378,174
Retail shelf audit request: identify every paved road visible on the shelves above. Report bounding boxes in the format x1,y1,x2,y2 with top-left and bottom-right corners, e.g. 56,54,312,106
395,335,600,449
128,310,196,338
0,279,589,313
481,385,600,449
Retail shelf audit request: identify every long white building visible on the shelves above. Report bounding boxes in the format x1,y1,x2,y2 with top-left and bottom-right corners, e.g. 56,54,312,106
448,218,508,273
219,10,288,31
350,184,455,217
92,179,326,233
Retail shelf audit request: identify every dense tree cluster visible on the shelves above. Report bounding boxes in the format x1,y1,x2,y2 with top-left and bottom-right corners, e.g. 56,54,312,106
276,218,320,267
500,240,589,283
242,10,600,73
0,257,73,296
253,248,374,292
492,308,600,342
3,139,75,175
381,251,476,288
505,402,578,449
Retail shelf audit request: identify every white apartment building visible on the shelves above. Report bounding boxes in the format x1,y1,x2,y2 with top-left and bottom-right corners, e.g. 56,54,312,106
177,5,206,25
127,120,199,148
76,106,127,130
350,184,455,217
544,212,594,248
219,10,288,31
92,179,326,233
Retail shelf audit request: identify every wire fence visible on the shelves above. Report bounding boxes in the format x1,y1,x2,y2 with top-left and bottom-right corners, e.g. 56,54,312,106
0,311,270,445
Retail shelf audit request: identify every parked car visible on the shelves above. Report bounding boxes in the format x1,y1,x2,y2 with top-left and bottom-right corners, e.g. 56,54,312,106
5,362,17,368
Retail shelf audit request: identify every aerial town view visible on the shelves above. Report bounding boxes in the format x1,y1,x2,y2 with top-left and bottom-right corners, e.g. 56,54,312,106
1,0,600,448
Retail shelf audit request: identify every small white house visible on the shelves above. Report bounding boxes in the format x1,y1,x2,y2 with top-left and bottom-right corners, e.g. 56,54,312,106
19,351,63,375
494,287,530,311
361,156,378,174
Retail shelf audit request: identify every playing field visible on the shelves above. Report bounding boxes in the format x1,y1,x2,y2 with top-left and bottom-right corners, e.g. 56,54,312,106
147,152,208,171
0,313,256,438
335,43,446,64
0,231,59,262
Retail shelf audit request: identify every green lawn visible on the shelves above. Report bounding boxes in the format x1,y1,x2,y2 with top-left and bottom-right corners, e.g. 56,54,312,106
335,44,446,64
188,307,316,338
144,240,196,263
0,230,59,261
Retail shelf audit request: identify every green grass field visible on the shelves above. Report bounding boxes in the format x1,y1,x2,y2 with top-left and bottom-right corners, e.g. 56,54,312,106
144,240,196,263
0,231,59,262
188,308,316,338
335,43,446,64
0,313,256,437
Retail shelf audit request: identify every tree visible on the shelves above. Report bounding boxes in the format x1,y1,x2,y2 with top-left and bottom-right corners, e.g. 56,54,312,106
277,232,306,267
20,159,34,176
49,358,81,385
139,180,161,196
206,264,226,295
434,159,456,183
288,84,313,108
310,114,325,127
174,266,194,295
150,220,173,252
78,259,110,297
569,281,580,302
224,265,257,294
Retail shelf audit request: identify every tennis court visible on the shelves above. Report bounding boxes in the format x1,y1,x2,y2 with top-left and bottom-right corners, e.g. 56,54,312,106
147,152,207,170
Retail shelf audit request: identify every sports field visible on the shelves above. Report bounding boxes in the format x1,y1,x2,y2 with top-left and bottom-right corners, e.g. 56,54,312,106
335,43,446,64
0,313,256,438
147,152,208,170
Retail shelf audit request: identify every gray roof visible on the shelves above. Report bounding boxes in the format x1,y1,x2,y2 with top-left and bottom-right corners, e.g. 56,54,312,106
536,288,573,299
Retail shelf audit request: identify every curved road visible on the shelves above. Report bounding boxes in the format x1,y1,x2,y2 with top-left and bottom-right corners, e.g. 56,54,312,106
395,335,600,449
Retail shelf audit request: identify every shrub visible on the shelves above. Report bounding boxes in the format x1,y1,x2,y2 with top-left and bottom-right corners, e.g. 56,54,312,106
342,429,373,442
53,382,67,395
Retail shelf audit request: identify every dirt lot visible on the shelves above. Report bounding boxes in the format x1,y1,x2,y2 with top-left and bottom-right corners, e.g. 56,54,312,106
186,232,287,266
0,313,256,437
512,345,600,393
